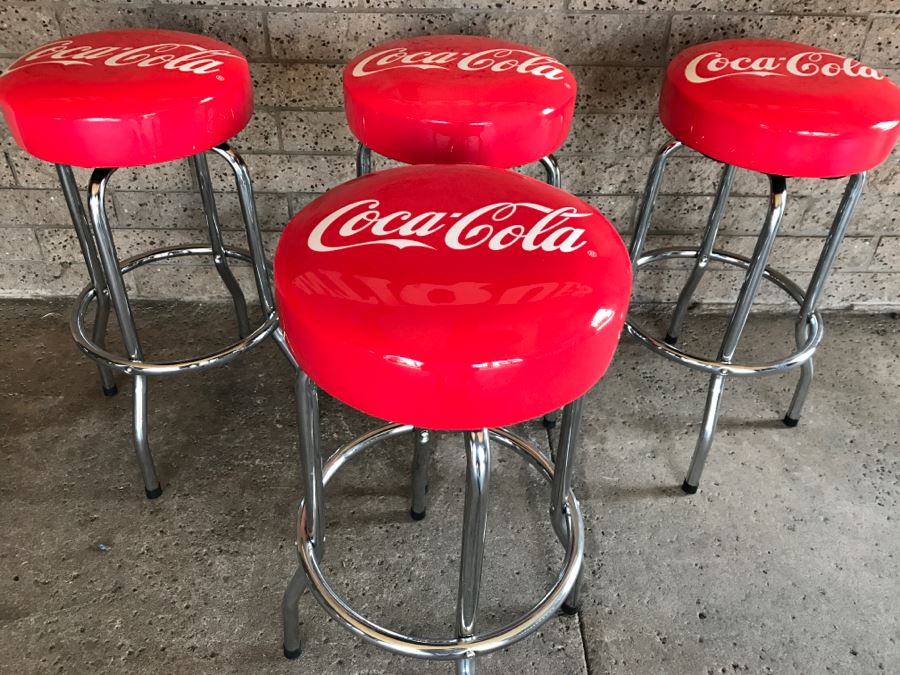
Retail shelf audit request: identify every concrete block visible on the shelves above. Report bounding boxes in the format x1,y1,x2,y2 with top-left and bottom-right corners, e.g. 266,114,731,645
669,14,869,58
281,111,354,153
250,63,343,108
580,194,637,235
0,155,15,188
233,111,280,153
871,236,900,272
675,0,900,10
471,12,669,66
817,272,900,309
803,192,900,236
0,228,41,262
0,261,84,297
557,154,651,194
862,17,900,67
562,114,653,155
868,146,900,195
649,194,808,236
36,227,246,265
113,191,290,232
570,66,663,113
571,0,673,9
268,12,463,62
209,153,355,193
0,189,72,227
361,0,565,7
58,6,267,59
289,193,324,217
0,5,58,55
157,0,354,8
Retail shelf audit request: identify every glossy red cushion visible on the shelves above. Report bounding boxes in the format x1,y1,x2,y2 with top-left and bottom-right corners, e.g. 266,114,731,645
0,29,252,168
661,39,900,178
343,35,577,168
275,165,631,430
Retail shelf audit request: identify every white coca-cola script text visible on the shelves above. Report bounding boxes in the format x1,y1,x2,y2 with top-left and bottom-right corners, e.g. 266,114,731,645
307,200,591,253
684,50,884,84
6,39,240,76
351,47,567,81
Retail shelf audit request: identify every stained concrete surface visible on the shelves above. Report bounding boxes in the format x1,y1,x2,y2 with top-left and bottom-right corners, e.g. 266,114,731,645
0,299,897,674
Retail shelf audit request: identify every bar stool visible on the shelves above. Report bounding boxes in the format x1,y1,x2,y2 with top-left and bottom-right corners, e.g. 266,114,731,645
276,165,631,672
345,34,577,431
626,39,900,493
0,29,292,498
344,35,576,187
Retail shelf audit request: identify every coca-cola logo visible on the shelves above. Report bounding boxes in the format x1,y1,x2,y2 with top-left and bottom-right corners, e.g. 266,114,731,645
684,50,884,84
307,200,591,253
351,47,567,81
5,39,241,76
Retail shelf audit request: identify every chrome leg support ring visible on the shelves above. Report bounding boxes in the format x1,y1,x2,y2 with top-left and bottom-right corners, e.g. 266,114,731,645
295,423,584,662
70,245,277,376
624,248,824,377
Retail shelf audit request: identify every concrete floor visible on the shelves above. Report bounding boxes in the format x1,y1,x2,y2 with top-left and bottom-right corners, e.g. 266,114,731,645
0,299,897,674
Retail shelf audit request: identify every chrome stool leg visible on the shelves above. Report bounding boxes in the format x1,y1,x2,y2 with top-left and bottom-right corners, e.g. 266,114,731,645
784,172,866,427
283,370,324,659
664,163,736,346
190,152,250,339
539,154,561,189
356,142,373,177
551,397,584,614
211,143,298,369
630,140,683,263
683,175,788,493
56,164,118,396
282,566,307,659
211,144,271,315
88,168,162,499
409,428,432,520
132,374,160,498
456,429,492,675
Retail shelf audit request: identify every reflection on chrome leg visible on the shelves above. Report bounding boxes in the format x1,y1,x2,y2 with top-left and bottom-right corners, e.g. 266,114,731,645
455,430,491,675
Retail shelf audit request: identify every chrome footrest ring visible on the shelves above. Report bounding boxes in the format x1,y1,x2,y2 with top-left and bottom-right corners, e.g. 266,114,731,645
296,424,584,661
70,245,277,377
625,247,824,377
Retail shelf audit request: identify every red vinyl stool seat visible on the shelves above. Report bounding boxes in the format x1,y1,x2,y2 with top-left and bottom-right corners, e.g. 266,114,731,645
660,38,900,178
275,164,631,430
0,29,252,167
277,164,631,671
0,29,285,501
343,35,577,168
628,39,900,494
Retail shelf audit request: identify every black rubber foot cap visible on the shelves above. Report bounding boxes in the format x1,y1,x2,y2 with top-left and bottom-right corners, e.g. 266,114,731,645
561,603,579,615
663,334,678,346
543,417,558,430
283,646,302,660
410,508,426,521
783,415,799,428
145,486,163,500
103,385,118,397
681,480,698,495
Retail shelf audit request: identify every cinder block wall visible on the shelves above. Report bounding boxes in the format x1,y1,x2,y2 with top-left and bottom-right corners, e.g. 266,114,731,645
0,1,897,310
